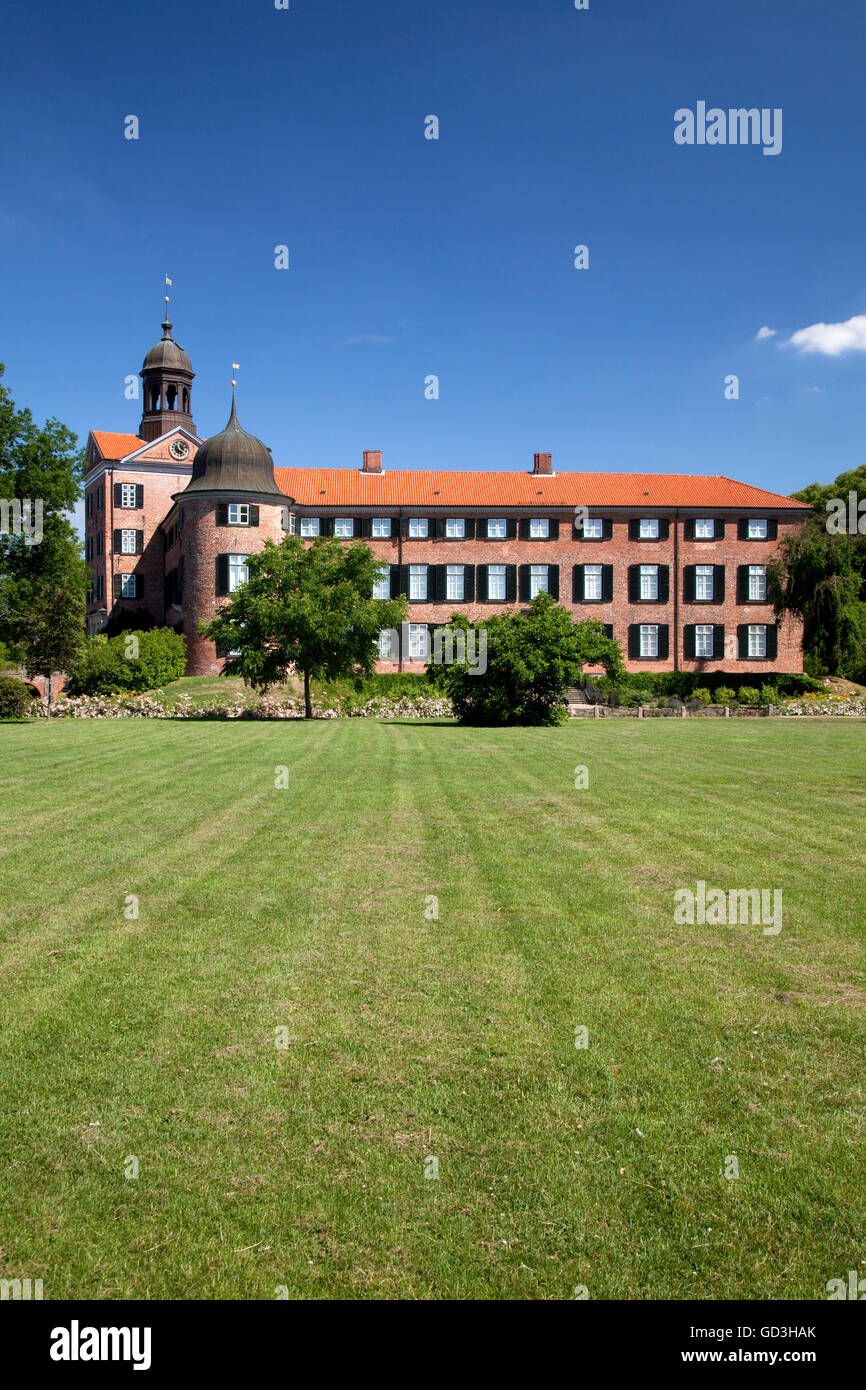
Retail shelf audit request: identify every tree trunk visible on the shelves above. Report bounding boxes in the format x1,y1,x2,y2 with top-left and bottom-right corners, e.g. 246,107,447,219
303,669,312,719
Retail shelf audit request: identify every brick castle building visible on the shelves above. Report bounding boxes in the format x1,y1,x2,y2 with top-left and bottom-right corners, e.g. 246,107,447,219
84,316,810,676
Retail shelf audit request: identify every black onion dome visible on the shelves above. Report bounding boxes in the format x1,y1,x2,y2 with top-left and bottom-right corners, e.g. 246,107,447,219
142,320,193,374
182,394,283,496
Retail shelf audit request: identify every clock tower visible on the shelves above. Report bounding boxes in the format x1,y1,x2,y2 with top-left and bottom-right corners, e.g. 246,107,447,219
139,316,196,442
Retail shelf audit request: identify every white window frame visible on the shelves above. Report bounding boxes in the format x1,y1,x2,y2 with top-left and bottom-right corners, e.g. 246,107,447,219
584,564,603,601
583,517,603,539
120,573,137,599
228,554,250,593
407,623,429,661
373,565,390,600
409,564,428,600
487,518,507,539
748,565,767,601
639,624,659,658
228,502,250,526
487,564,506,600
748,518,768,539
120,483,137,509
639,518,660,539
333,517,354,538
694,518,715,539
529,518,550,539
299,517,320,537
695,623,714,658
377,628,395,660
445,518,465,539
640,564,659,601
695,564,714,601
529,564,549,598
120,529,137,555
446,564,465,601
371,517,391,538
748,624,767,658
408,517,428,538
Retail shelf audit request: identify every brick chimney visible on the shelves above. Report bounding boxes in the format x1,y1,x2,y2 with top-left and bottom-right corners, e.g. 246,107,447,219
533,452,553,475
362,450,382,473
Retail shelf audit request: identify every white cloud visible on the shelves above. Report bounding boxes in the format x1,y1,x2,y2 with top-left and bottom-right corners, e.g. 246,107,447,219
785,314,866,356
755,325,776,341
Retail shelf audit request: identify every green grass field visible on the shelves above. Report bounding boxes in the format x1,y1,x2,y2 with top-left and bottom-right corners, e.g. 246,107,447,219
0,718,863,1300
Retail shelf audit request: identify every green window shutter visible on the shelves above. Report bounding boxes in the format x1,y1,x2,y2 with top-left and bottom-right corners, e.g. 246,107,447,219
135,484,144,508
601,565,613,602
658,519,670,541
627,565,639,602
432,565,445,602
713,625,725,659
683,625,696,659
216,554,229,596
518,518,530,540
506,519,518,540
505,565,517,603
548,565,559,600
657,566,670,603
323,518,335,536
248,505,260,527
627,625,640,659
737,624,749,658
135,531,143,554
477,565,488,600
715,518,726,539
572,565,583,602
628,519,640,540
683,565,696,602
713,565,725,602
113,529,122,552
113,482,122,507
518,565,531,602
603,623,613,639
112,573,122,599
737,519,749,540
216,503,228,526
766,625,778,659
550,519,560,540
389,565,401,599
602,519,613,540
465,518,476,540
463,565,475,602
767,520,778,540
683,518,695,541
657,625,670,660
736,565,748,603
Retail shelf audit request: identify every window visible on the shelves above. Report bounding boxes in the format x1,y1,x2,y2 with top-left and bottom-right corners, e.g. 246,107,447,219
695,624,714,658
408,517,428,538
86,536,93,561
120,573,138,599
228,554,249,592
639,625,659,658
409,564,428,600
445,518,465,539
86,493,93,519
87,583,94,604
377,629,395,660
529,565,549,598
334,518,354,538
371,517,391,538
748,565,767,600
373,565,390,600
121,483,138,509
640,564,659,600
695,564,714,601
748,518,768,539
120,529,138,555
584,564,603,600
228,503,250,525
487,564,506,600
639,518,659,539
583,517,603,539
97,533,103,556
529,518,550,539
487,518,507,538
407,624,429,661
748,624,767,658
97,575,103,600
96,487,102,511
446,565,465,601
300,517,320,537
694,518,715,539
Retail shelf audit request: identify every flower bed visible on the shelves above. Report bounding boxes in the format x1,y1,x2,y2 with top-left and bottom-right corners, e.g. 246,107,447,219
781,692,866,717
39,691,453,720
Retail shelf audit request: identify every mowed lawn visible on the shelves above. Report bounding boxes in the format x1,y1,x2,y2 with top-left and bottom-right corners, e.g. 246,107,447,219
0,718,863,1301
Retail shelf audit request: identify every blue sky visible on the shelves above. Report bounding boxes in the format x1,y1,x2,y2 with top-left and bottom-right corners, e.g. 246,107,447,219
2,0,866,533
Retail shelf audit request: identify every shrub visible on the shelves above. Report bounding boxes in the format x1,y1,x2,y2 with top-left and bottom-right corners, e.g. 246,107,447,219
67,628,187,695
715,686,736,705
760,684,781,705
0,675,37,719
737,685,761,705
693,686,712,706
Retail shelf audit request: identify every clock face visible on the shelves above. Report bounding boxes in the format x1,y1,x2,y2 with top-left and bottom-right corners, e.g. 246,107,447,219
170,438,190,460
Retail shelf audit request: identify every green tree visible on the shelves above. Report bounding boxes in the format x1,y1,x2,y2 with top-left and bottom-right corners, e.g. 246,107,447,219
199,534,408,717
0,364,87,700
432,594,625,726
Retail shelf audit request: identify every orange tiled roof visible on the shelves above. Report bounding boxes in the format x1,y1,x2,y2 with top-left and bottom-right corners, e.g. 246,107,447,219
91,431,146,459
273,467,806,510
